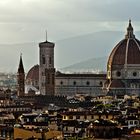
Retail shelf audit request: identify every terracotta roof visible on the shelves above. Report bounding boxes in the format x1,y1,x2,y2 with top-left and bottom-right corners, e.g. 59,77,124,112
56,72,106,78
26,66,106,82
61,111,93,116
26,65,39,81
108,39,140,66
62,120,79,127
126,116,138,120
93,119,117,126
107,21,140,68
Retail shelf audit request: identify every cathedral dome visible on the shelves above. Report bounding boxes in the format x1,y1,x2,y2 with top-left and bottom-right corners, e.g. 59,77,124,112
26,64,39,81
108,20,140,68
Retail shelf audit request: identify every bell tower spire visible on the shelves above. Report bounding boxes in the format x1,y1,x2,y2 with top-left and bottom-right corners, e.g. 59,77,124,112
46,30,47,41
17,54,25,96
18,53,24,73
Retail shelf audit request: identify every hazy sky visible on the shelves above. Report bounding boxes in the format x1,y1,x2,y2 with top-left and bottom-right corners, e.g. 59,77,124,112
0,0,140,72
0,0,140,43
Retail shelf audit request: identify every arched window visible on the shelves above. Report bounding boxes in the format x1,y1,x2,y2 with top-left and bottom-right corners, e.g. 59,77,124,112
52,74,54,84
73,81,76,86
49,57,52,65
60,81,63,85
99,81,103,86
86,81,90,86
42,55,45,64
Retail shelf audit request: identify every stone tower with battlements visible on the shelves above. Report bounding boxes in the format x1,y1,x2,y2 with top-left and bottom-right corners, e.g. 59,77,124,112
39,35,55,95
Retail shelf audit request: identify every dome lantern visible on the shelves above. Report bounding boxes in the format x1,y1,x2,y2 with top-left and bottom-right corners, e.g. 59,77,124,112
125,20,135,39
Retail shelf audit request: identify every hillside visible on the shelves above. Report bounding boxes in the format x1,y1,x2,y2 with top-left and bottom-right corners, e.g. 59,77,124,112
60,56,107,73
0,31,140,72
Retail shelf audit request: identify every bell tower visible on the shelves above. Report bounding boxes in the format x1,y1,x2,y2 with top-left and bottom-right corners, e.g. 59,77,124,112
39,33,55,95
17,54,25,96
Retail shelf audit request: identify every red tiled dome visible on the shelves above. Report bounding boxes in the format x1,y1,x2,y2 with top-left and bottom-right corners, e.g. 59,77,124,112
108,21,140,67
26,64,39,81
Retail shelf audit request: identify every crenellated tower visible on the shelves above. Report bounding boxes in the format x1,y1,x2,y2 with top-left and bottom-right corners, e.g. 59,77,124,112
39,34,55,95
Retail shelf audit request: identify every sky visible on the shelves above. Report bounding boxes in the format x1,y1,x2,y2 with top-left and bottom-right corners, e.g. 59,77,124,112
1,0,140,43
0,0,140,72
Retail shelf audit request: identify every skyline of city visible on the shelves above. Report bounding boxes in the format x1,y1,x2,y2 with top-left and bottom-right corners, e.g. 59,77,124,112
0,1,140,139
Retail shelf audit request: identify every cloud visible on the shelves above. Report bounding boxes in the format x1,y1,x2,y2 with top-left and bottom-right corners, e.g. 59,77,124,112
0,0,140,71
0,0,139,23
0,0,140,43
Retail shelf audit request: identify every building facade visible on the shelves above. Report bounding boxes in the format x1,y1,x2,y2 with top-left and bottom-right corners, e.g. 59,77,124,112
26,68,106,96
55,72,106,96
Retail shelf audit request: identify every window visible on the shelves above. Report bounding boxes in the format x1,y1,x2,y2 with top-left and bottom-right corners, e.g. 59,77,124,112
133,72,137,77
42,55,45,64
130,121,133,125
131,84,136,88
108,71,111,77
52,74,54,84
69,116,73,119
76,116,80,119
66,127,68,131
135,120,138,125
42,83,44,87
60,81,63,85
47,73,50,84
84,115,87,120
86,81,90,86
73,81,76,86
49,57,52,65
42,72,44,76
99,81,103,86
116,71,121,77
